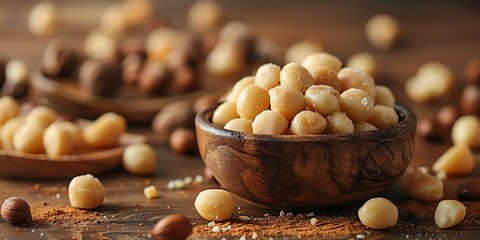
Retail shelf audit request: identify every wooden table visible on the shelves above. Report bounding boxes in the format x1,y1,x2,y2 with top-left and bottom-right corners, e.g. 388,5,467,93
1,0,480,239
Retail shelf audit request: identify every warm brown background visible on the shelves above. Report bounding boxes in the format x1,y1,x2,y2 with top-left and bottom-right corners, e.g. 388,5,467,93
0,0,480,239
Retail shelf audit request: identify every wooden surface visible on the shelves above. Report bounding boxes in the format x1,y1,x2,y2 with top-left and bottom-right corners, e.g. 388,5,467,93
0,0,480,239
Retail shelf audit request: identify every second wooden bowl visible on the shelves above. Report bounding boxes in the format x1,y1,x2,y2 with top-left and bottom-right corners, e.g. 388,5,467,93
195,104,417,209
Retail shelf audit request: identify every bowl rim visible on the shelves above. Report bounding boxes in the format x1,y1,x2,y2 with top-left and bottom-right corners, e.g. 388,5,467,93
195,103,417,142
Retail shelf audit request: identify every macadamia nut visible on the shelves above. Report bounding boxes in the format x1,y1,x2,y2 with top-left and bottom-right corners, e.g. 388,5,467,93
358,197,398,230
284,39,323,64
68,174,105,209
146,27,178,61
451,115,480,148
434,200,466,229
404,167,443,202
366,105,398,129
28,1,59,37
0,96,20,126
84,29,118,61
337,67,376,98
123,143,157,175
354,122,377,133
206,41,247,78
13,123,45,154
43,122,73,158
236,84,270,120
224,118,253,134
290,111,327,135
252,110,288,135
1,117,24,150
255,63,281,91
194,189,234,221
432,144,475,176
305,66,342,92
5,60,29,84
365,14,400,50
212,101,239,127
346,52,378,77
25,106,57,128
226,76,254,103
374,85,395,107
325,111,354,134
279,63,313,94
144,185,159,199
188,0,223,33
305,85,340,115
268,85,305,121
340,88,374,123
405,62,454,103
83,112,126,148
301,52,342,73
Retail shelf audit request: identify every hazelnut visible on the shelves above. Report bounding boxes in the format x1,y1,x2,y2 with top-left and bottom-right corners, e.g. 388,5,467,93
78,60,122,97
148,214,192,240
437,104,461,129
169,127,197,154
461,84,480,115
417,117,448,142
42,38,79,78
151,101,195,144
0,59,6,88
137,60,172,95
465,59,480,84
1,197,32,225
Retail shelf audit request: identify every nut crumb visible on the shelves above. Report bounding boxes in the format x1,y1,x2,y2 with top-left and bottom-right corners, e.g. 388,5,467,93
310,218,318,225
211,225,221,233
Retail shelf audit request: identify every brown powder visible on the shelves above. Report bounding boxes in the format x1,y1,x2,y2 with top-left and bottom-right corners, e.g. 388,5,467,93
30,204,105,229
192,200,480,238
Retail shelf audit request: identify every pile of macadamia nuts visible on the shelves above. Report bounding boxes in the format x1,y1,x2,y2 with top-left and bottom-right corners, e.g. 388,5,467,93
212,52,398,135
0,96,126,158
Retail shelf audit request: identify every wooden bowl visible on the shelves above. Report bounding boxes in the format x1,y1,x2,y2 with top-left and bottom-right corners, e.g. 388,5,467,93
31,72,228,123
0,133,145,179
195,105,417,209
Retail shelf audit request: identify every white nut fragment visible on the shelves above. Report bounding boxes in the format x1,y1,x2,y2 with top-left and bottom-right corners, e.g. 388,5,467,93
434,200,466,229
144,185,159,199
194,189,234,221
123,143,157,175
365,14,400,50
28,1,59,37
404,167,443,202
358,197,398,230
451,115,480,148
68,174,105,209
432,144,475,176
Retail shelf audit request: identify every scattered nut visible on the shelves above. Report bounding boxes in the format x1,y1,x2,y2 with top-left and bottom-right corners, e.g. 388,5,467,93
123,143,157,175
451,115,480,148
1,197,32,225
405,62,454,103
434,200,466,229
365,14,400,50
403,167,443,202
68,174,105,209
358,197,398,230
417,117,447,142
432,144,475,176
187,0,223,33
152,101,195,144
144,185,159,199
148,214,192,240
194,189,235,221
28,1,59,37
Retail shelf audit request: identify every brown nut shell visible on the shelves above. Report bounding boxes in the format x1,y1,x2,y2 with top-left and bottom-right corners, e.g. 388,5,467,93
148,214,192,240
79,60,122,97
1,197,32,225
42,38,79,78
